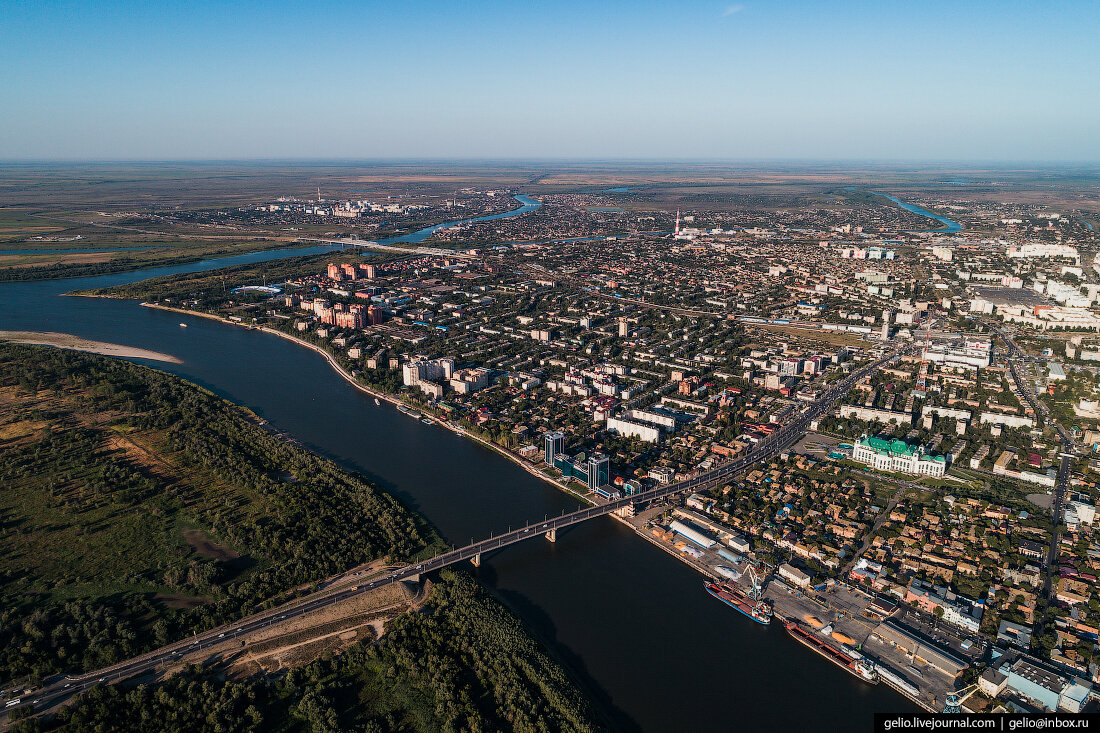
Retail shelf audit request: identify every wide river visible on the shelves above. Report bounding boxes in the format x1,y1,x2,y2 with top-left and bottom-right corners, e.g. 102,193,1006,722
0,197,914,731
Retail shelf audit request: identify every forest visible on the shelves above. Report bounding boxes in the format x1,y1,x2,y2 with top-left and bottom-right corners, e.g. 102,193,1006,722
10,572,602,733
0,342,444,683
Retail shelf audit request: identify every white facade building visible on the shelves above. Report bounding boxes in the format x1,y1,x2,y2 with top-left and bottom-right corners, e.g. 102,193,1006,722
851,435,946,477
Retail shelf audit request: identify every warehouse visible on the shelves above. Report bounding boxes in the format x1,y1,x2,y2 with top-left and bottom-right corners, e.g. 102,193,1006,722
873,620,968,678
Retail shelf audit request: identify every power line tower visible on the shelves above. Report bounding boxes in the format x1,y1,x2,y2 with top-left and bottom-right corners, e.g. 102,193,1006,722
915,309,934,397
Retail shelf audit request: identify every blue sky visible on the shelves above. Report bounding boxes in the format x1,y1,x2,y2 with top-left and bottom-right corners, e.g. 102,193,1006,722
2,0,1097,160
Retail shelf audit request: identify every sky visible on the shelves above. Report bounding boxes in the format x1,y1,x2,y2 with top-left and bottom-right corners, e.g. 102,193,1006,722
2,0,1098,161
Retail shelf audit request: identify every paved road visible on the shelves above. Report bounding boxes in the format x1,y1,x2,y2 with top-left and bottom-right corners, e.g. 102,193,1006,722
3,344,910,719
973,316,1076,639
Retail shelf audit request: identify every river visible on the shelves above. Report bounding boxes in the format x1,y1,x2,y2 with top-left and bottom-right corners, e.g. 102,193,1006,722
0,196,914,731
876,194,963,233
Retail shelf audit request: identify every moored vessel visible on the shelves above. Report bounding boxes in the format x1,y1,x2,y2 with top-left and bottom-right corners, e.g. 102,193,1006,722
785,620,878,684
703,580,772,625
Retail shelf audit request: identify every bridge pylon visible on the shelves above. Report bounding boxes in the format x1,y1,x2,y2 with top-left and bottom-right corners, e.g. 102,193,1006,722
471,553,481,567
545,528,557,543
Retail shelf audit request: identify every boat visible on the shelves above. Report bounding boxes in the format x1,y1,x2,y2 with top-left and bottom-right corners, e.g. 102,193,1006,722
421,418,433,425
785,620,878,684
397,405,411,414
179,323,187,328
703,580,772,625
374,398,380,406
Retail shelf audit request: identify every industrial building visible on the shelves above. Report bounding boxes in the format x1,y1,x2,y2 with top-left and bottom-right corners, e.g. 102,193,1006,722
872,620,968,679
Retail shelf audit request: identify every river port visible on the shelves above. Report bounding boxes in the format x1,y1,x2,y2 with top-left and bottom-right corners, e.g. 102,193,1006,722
614,502,952,711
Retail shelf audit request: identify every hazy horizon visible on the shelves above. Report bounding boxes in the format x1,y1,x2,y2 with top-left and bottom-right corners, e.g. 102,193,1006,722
4,0,1098,162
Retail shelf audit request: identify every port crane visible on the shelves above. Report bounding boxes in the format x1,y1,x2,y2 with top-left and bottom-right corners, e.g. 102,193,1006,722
745,564,766,600
942,682,980,713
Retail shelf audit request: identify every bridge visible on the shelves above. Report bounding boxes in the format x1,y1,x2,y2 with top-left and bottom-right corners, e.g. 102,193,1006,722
298,236,476,260
3,345,909,718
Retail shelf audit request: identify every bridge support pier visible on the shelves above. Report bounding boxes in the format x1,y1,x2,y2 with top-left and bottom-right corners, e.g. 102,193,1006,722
471,554,481,568
406,574,420,584
545,528,557,543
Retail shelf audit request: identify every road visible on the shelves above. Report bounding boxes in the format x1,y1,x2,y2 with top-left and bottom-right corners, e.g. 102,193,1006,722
3,344,910,720
971,316,1075,640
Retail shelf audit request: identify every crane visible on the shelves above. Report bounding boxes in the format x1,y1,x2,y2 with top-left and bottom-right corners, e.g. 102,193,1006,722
942,682,980,713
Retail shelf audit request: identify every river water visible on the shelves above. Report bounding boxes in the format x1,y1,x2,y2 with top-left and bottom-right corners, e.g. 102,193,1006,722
876,194,963,233
0,195,914,731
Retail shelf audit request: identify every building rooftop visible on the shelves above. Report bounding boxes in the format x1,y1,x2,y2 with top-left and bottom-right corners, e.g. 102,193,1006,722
861,435,916,456
1009,659,1065,694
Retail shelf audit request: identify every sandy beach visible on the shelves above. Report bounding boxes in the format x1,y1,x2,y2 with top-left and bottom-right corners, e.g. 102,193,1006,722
0,330,182,363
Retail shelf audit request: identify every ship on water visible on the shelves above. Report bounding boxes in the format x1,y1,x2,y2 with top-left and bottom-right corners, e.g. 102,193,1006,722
785,620,878,685
704,565,772,625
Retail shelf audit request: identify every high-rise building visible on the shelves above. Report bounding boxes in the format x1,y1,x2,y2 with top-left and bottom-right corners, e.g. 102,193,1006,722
779,358,802,376
360,263,376,279
545,431,565,466
618,318,629,338
587,453,609,491
401,357,455,388
327,263,342,280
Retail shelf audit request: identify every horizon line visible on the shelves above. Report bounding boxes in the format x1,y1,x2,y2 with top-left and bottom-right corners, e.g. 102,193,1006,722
2,156,1100,168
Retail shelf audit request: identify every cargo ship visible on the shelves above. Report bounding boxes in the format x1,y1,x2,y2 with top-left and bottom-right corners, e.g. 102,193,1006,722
703,580,772,625
784,621,878,684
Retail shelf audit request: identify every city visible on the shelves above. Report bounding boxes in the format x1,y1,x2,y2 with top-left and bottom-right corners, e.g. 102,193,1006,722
3,1,1100,731
24,174,1089,717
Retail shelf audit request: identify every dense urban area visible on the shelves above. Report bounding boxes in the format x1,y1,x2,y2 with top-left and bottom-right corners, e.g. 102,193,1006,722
5,171,1100,727
53,180,1100,716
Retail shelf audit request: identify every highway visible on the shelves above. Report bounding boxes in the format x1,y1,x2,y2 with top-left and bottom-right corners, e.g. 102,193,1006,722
4,343,909,719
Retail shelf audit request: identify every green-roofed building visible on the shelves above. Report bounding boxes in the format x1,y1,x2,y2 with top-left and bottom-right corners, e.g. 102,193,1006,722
852,434,946,477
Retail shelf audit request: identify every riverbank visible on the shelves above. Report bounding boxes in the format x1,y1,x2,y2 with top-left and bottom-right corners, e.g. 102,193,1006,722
611,503,942,711
138,303,934,712
0,330,182,363
138,302,594,507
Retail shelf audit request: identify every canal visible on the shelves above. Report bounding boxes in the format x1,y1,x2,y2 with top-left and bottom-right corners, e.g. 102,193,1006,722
0,199,915,731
